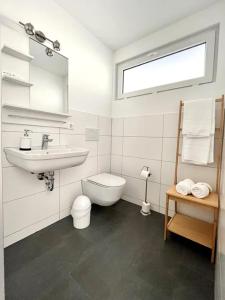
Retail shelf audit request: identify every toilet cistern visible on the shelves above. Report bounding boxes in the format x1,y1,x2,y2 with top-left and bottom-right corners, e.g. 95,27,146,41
42,134,53,150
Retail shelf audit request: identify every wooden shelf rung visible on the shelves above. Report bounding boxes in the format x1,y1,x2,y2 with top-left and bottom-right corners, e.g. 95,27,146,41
167,213,213,248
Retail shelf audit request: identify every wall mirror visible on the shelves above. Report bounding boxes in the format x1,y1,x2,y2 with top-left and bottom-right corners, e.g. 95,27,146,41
29,38,68,114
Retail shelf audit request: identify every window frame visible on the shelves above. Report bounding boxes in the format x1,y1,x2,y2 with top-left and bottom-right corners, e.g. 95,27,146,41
116,26,218,99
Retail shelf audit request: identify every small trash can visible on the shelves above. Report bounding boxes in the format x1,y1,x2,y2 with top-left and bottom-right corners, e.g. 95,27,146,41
71,195,91,229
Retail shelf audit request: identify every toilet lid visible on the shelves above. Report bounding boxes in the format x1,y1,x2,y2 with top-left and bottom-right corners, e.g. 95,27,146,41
87,173,126,187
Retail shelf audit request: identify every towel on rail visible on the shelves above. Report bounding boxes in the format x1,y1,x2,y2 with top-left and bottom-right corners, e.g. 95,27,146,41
182,98,215,165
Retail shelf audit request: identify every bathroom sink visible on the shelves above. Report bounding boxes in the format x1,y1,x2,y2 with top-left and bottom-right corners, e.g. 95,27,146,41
4,146,89,173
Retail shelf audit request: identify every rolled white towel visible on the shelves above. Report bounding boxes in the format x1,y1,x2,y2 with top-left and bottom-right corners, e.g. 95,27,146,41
191,182,212,199
176,179,195,196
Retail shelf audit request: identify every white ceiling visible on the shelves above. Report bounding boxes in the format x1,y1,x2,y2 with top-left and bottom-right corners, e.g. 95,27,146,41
55,0,220,50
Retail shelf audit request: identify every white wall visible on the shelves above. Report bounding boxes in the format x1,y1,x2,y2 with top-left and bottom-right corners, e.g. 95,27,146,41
0,0,113,117
111,114,217,222
0,8,112,248
112,1,225,117
2,113,111,247
111,1,225,217
215,132,225,300
0,25,5,300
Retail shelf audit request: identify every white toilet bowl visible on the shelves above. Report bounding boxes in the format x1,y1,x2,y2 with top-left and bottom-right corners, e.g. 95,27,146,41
82,173,126,206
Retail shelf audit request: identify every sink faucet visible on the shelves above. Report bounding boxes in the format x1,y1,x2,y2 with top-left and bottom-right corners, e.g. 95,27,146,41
42,134,53,150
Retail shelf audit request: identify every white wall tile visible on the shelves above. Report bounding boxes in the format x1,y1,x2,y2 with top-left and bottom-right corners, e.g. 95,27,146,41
178,202,213,222
60,156,98,186
159,184,175,211
112,118,123,136
124,115,163,137
98,116,111,135
162,138,177,162
1,109,112,246
4,223,36,248
123,176,145,201
4,188,59,236
151,204,160,213
3,167,59,202
111,155,122,174
98,155,111,173
60,181,82,211
123,137,162,160
121,194,142,206
98,135,111,155
60,134,97,157
4,213,59,248
163,113,179,137
178,163,217,189
147,182,160,206
111,137,123,155
60,207,71,220
122,156,161,183
161,161,175,186
159,206,175,218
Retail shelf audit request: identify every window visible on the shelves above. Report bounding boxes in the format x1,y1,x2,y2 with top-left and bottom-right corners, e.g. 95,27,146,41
116,26,218,99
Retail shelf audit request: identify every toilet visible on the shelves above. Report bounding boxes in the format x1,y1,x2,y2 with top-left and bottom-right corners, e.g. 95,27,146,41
82,173,126,206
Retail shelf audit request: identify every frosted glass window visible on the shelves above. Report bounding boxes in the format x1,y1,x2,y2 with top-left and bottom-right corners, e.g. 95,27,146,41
116,26,217,99
123,43,206,94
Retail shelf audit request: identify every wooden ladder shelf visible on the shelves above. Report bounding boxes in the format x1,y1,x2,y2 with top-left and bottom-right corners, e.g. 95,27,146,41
164,95,224,263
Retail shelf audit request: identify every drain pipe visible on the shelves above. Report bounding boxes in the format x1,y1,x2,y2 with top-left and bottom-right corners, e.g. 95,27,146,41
37,171,55,191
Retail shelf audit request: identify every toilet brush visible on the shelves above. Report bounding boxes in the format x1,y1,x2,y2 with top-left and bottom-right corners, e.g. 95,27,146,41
140,166,151,216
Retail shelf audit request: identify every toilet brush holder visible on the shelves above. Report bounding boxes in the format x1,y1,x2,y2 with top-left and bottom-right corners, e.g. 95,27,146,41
140,166,151,216
141,201,151,216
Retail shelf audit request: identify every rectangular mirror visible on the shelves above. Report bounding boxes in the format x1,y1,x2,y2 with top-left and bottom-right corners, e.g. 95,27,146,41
29,38,68,114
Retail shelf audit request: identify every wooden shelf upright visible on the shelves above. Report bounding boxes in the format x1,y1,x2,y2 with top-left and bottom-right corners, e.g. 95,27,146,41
164,95,224,263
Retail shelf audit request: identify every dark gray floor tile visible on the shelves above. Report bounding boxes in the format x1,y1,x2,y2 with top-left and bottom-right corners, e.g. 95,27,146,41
4,200,214,300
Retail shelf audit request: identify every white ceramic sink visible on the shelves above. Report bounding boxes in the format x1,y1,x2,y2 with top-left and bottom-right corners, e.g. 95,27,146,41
4,146,89,173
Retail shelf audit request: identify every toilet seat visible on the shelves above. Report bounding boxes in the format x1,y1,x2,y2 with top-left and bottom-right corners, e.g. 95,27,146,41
82,173,126,206
87,173,126,188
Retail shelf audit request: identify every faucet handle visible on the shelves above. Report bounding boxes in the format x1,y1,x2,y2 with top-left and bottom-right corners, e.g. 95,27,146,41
42,134,53,142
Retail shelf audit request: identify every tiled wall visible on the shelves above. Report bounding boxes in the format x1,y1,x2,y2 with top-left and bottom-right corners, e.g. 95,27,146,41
2,110,221,247
111,113,217,221
2,111,111,247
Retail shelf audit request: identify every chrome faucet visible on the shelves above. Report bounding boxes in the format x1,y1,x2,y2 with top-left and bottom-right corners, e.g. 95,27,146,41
42,134,53,150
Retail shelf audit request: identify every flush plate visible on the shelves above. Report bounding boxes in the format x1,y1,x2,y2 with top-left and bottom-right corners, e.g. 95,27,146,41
85,128,99,141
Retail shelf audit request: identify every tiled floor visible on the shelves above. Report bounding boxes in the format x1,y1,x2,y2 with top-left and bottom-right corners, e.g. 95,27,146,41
5,200,214,300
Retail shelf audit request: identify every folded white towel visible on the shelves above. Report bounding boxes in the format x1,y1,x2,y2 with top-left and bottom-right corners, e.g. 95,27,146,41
182,136,214,165
176,179,195,196
191,182,212,199
182,98,215,136
182,98,215,165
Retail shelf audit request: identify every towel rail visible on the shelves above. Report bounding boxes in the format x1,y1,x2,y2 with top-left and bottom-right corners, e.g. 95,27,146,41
180,98,223,106
164,95,224,263
174,95,224,192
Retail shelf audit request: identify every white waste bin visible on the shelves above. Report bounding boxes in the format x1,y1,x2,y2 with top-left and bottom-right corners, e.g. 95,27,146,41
71,195,91,229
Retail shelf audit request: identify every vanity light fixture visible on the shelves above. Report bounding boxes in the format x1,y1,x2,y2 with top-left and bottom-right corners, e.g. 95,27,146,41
35,31,46,43
19,20,61,55
46,47,53,57
53,40,60,51
19,22,34,35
